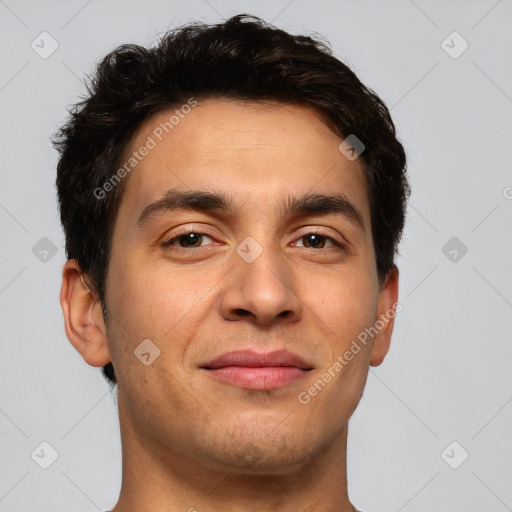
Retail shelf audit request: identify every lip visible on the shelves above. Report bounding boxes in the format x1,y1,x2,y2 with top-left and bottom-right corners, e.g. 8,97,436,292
200,350,313,390
202,349,312,370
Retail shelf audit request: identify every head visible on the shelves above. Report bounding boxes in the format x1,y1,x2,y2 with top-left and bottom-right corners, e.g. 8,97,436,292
54,14,409,472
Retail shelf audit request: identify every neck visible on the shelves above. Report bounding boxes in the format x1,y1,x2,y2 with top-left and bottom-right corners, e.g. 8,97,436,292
110,393,355,512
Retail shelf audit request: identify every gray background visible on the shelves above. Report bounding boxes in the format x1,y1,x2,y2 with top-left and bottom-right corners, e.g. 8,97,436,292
1,0,511,510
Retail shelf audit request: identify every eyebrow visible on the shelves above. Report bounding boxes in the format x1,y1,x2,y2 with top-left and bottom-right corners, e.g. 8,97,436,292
136,189,365,232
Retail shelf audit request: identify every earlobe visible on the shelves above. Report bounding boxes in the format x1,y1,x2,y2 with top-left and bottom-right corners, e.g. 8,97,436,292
370,266,399,367
60,260,111,367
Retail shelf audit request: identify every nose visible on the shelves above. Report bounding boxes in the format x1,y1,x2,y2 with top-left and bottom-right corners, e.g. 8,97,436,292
219,243,303,326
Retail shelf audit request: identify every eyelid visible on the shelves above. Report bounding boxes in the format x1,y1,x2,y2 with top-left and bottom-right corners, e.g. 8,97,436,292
291,226,347,248
161,224,220,247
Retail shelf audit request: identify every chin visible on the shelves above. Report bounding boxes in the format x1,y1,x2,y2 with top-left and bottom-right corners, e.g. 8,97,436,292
204,425,321,474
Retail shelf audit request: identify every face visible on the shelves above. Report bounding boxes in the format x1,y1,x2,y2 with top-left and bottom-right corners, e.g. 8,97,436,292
72,99,398,473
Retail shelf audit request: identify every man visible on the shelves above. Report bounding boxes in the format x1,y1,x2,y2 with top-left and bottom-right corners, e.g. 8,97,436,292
53,14,409,512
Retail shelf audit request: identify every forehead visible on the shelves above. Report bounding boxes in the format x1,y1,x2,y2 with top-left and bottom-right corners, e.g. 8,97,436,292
117,99,371,228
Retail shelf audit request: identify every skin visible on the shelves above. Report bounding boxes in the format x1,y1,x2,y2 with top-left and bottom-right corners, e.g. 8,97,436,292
60,99,399,512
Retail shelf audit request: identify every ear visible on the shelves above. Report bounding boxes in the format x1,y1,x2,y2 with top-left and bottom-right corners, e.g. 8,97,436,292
370,265,400,367
60,260,111,367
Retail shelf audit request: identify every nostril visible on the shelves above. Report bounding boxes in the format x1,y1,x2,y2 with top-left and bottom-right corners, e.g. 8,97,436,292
234,309,251,317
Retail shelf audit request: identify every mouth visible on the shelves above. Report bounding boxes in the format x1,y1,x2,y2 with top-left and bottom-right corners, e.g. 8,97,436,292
200,349,313,390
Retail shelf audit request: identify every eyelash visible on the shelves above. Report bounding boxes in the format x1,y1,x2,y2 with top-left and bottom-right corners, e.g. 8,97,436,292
161,230,346,251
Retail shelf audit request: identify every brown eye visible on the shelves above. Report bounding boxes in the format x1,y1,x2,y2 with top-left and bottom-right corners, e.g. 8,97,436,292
302,234,324,248
177,233,203,247
163,232,214,248
300,234,331,249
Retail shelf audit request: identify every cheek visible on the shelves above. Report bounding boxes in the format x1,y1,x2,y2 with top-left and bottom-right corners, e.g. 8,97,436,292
112,258,221,344
305,288,376,421
305,268,378,342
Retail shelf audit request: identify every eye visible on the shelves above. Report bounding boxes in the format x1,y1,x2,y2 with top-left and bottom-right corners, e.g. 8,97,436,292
293,232,343,249
161,230,345,251
162,232,215,248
